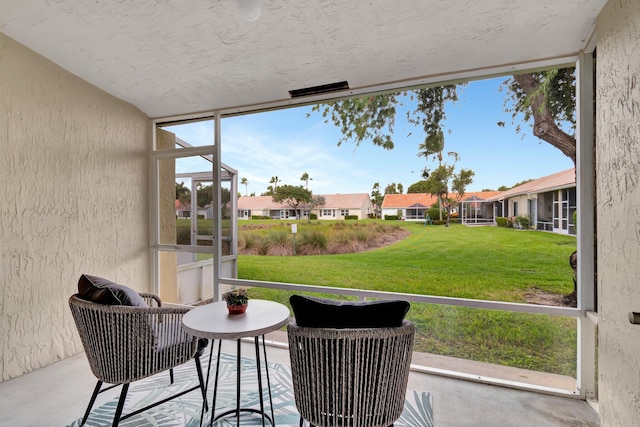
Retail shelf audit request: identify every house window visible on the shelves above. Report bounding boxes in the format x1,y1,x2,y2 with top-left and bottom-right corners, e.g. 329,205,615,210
340,209,349,217
321,209,335,217
513,201,518,216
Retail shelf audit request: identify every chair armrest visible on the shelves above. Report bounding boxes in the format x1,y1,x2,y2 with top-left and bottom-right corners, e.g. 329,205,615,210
69,296,198,384
139,293,162,307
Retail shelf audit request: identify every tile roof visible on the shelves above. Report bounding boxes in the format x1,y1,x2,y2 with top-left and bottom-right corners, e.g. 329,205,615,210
461,191,503,201
382,193,438,208
320,193,371,209
237,193,371,210
175,200,190,210
237,196,287,210
487,168,575,201
382,191,501,208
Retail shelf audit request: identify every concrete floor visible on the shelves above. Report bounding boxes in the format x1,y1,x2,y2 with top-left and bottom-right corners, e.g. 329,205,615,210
0,339,599,427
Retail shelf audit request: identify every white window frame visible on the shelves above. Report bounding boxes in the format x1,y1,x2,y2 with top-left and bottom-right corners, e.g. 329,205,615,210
150,52,596,401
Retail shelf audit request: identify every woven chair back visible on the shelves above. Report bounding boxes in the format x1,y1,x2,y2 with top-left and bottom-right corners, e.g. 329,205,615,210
288,320,415,427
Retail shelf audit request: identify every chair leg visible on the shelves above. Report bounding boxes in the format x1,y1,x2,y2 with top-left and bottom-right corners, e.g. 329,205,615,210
80,380,103,425
194,354,208,412
112,383,129,427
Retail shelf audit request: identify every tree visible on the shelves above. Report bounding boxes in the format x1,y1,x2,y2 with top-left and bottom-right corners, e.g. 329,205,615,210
240,177,249,196
196,183,212,208
262,176,281,196
175,181,191,204
272,184,313,219
384,183,400,194
407,180,430,193
423,165,474,226
510,178,534,188
195,184,230,217
370,182,383,218
311,85,459,151
397,183,403,194
220,187,231,219
311,68,576,166
417,130,446,174
506,69,576,164
415,126,465,220
451,168,475,214
300,172,313,190
307,194,326,211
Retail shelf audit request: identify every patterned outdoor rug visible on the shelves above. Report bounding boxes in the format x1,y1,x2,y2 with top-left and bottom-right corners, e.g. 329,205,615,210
68,352,433,426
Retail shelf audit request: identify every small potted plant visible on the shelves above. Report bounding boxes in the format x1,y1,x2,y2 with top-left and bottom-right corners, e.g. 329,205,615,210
222,288,249,314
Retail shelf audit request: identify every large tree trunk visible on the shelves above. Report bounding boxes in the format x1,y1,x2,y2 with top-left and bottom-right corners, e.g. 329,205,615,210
513,74,577,166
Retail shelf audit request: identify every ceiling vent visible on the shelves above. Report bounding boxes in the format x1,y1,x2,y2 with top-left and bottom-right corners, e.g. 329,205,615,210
289,81,350,98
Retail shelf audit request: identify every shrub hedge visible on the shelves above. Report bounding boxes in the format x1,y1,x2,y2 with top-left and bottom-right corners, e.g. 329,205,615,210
496,217,511,228
514,215,531,229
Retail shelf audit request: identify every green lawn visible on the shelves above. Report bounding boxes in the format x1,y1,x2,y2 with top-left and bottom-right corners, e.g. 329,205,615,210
240,221,576,301
238,221,578,376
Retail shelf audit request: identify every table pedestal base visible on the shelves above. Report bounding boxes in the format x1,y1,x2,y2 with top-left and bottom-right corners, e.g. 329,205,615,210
213,408,274,425
202,336,276,427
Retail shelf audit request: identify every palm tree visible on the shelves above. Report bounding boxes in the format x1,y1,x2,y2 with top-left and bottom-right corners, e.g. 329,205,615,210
240,177,248,196
175,181,190,204
269,176,280,192
300,172,313,189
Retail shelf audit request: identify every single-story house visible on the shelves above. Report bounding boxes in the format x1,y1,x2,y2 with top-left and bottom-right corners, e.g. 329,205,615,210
237,193,373,220
237,196,308,220
382,191,501,221
315,193,373,220
381,193,437,220
175,201,214,220
487,168,576,234
175,200,191,219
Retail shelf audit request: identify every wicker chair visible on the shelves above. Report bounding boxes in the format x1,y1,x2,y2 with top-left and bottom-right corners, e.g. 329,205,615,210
69,293,208,426
288,319,415,427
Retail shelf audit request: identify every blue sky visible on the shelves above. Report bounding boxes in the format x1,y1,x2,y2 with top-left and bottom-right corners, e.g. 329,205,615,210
170,76,574,196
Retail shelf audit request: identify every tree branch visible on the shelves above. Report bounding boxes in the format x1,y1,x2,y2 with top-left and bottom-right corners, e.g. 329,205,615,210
513,74,576,165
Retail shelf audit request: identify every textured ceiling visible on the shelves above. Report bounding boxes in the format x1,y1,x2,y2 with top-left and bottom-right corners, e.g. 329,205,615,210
0,0,606,118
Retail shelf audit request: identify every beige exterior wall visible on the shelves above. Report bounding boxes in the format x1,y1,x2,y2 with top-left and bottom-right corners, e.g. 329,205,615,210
507,194,529,218
0,34,150,381
597,0,640,424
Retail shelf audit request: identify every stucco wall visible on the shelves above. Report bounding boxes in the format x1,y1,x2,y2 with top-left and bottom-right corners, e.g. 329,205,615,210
508,194,528,218
0,34,150,381
596,0,640,425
